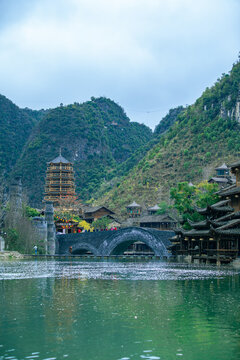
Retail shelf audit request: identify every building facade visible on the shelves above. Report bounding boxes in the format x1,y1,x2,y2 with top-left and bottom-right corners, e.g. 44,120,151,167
171,160,240,265
126,201,142,218
44,153,76,206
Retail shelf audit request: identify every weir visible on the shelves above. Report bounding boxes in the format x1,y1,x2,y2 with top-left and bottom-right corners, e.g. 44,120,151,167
56,227,175,258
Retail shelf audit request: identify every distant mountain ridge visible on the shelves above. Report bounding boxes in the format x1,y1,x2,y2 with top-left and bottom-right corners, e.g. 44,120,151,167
94,59,240,214
1,59,240,211
0,94,45,180
6,97,152,205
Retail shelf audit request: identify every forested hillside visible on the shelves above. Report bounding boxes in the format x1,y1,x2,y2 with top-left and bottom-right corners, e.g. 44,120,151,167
12,97,152,205
0,95,44,180
2,59,240,211
95,60,240,214
93,105,185,198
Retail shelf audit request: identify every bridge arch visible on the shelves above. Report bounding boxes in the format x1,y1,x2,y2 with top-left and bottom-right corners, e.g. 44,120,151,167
56,228,174,257
71,242,98,256
98,227,170,257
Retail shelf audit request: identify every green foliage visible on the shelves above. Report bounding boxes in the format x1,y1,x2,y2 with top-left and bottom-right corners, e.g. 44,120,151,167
170,181,219,229
156,201,170,214
92,217,112,229
4,202,46,254
170,182,196,215
94,59,240,213
2,59,240,214
23,205,40,218
5,228,19,251
195,181,219,208
10,97,152,205
0,95,43,179
154,106,185,135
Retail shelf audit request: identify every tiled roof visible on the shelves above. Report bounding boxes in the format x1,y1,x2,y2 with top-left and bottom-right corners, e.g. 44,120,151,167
217,184,236,195
195,200,233,215
215,163,228,170
213,206,234,212
213,228,240,235
187,219,208,229
211,199,230,208
230,160,240,168
181,229,210,237
216,218,240,230
84,206,114,214
217,186,240,197
209,220,227,227
139,214,177,223
48,155,71,164
148,204,160,211
127,201,141,208
209,177,229,183
215,211,240,222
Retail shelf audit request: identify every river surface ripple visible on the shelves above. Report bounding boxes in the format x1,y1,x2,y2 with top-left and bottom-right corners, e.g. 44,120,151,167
0,260,240,360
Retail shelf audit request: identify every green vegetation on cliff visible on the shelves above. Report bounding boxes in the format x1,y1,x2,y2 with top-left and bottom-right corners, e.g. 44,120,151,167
0,95,44,179
1,59,240,213
95,59,240,214
93,105,184,198
12,97,152,205
154,106,185,136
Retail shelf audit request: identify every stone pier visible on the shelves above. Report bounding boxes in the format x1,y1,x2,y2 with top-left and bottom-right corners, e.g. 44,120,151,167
45,202,56,255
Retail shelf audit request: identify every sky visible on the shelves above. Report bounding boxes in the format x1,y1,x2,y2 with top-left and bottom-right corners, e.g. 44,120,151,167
0,0,239,129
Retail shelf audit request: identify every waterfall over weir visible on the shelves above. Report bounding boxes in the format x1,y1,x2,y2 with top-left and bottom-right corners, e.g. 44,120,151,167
56,227,175,258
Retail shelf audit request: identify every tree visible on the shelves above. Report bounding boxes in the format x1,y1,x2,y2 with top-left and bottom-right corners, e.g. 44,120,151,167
195,181,219,208
92,217,111,230
156,201,171,215
78,220,93,232
4,207,45,254
23,205,40,218
170,181,219,229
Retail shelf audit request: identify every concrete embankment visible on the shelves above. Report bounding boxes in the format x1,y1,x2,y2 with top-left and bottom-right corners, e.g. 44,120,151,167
0,251,24,260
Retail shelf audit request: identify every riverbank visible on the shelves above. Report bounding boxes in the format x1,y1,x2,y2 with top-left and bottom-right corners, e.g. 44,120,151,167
0,251,24,260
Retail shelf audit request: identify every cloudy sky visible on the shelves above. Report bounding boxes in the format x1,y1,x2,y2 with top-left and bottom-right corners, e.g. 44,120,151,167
0,0,239,129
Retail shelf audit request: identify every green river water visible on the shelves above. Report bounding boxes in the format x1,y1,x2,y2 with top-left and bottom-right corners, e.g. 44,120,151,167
0,260,240,360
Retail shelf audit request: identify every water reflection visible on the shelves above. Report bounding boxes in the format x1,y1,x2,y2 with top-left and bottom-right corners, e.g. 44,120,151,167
0,260,240,360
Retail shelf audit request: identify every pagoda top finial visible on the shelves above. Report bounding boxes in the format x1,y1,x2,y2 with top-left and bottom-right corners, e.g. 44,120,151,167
48,151,71,164
59,147,62,156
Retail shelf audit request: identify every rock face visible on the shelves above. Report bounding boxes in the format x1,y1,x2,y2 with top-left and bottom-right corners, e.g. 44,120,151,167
235,91,240,122
220,89,240,122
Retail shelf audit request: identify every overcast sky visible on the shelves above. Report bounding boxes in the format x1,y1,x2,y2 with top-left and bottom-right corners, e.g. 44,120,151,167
0,0,239,129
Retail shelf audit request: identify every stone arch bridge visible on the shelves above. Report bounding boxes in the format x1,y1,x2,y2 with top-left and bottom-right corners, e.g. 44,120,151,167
56,227,174,258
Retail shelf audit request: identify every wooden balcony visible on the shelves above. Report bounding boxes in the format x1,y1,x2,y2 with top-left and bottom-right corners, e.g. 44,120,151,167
44,189,76,194
47,169,73,173
45,181,75,185
47,166,73,171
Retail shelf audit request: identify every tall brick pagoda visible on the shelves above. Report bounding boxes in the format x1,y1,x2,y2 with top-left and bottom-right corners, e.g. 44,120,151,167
44,151,76,205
